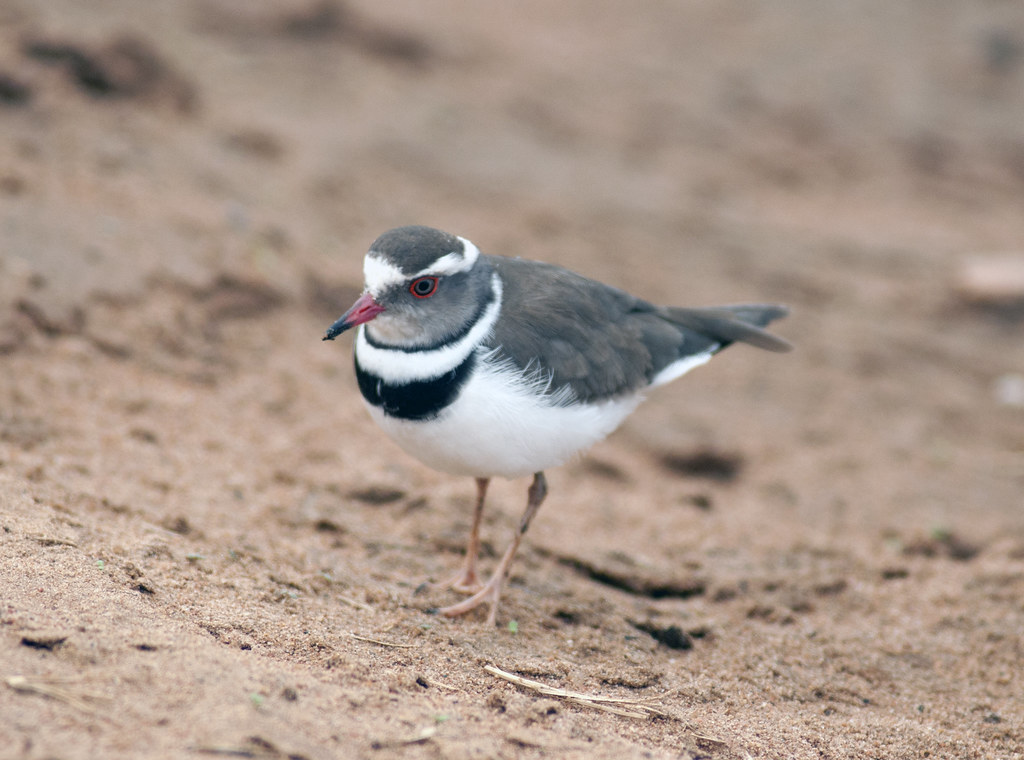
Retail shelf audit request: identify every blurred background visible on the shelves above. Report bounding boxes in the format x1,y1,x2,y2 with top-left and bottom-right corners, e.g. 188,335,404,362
2,0,1021,536
2,2,1023,757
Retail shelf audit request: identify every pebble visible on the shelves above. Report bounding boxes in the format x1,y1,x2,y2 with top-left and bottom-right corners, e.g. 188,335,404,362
956,255,1024,306
994,373,1024,408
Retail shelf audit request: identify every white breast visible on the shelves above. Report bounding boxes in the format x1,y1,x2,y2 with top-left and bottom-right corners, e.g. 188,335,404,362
364,351,645,479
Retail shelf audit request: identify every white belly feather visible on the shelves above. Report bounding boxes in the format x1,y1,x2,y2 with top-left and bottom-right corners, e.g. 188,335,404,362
365,351,644,479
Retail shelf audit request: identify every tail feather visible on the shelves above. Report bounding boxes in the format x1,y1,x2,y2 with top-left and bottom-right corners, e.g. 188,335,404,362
661,304,792,353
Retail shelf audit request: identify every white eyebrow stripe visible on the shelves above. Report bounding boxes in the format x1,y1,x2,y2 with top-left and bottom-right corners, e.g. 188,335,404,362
423,252,471,276
457,236,480,267
416,238,480,278
363,236,481,295
364,254,406,295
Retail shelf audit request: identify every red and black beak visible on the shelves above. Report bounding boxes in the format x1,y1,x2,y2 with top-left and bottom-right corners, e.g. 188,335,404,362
322,292,385,341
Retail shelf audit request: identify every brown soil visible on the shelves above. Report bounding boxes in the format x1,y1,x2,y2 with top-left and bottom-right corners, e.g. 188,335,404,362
2,2,1023,758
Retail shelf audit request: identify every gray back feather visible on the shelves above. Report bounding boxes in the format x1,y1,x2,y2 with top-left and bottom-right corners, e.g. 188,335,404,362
487,256,790,403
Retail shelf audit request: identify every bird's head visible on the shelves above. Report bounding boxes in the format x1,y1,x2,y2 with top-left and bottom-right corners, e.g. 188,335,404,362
323,225,492,348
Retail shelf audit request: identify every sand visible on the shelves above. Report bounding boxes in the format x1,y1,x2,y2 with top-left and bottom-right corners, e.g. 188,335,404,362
2,2,1023,758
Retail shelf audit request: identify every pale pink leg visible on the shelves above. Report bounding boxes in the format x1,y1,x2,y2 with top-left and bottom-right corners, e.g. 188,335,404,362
440,472,547,625
432,478,489,594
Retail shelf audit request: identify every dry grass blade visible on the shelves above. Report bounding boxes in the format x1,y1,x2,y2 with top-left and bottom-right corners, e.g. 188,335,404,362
568,699,653,719
337,594,372,611
370,725,437,749
193,735,297,757
484,664,672,719
193,747,264,758
6,675,109,714
347,632,416,648
30,535,78,547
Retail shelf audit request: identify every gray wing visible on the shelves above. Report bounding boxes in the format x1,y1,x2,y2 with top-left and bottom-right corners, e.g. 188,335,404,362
486,256,790,404
660,304,792,353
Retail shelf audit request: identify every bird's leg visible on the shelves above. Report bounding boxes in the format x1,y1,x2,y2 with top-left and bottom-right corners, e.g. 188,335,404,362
431,478,489,594
440,472,548,625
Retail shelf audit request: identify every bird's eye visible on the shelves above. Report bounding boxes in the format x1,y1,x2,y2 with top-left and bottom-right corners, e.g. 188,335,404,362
409,277,439,298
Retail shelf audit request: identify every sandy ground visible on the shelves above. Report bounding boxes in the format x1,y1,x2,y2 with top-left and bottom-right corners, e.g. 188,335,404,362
2,2,1024,758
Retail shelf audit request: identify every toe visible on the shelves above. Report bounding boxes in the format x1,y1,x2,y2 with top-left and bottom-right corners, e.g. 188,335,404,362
450,578,484,595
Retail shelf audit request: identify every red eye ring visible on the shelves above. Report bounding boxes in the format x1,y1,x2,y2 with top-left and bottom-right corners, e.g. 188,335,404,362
409,276,439,298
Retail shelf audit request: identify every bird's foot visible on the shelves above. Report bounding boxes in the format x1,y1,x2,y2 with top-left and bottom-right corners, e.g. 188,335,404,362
429,564,484,595
438,571,505,626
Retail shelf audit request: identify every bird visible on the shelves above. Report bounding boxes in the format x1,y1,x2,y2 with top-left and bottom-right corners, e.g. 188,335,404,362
323,225,790,625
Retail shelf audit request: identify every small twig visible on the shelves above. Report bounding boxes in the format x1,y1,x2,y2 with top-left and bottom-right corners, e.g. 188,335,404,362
30,535,78,547
347,632,416,648
370,725,437,749
5,675,108,714
693,732,730,749
422,678,459,693
192,737,288,757
570,699,653,719
192,747,262,758
484,664,672,719
337,594,372,611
